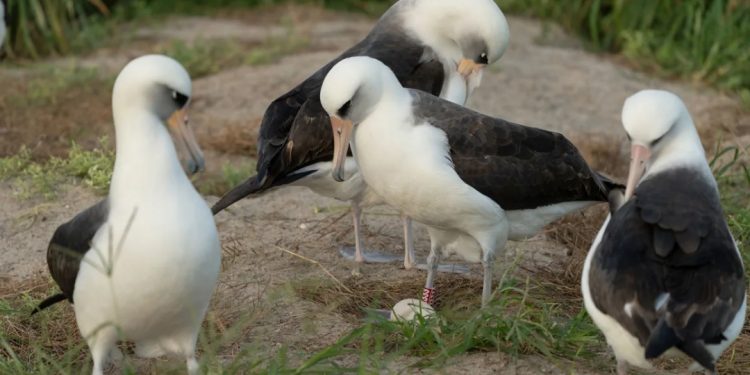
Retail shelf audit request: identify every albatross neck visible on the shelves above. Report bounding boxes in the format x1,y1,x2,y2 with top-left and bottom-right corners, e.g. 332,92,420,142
110,110,190,198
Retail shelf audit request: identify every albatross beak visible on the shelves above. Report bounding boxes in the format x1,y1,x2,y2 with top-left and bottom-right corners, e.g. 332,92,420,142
330,116,353,182
167,107,205,175
624,144,651,199
457,59,484,78
457,59,486,97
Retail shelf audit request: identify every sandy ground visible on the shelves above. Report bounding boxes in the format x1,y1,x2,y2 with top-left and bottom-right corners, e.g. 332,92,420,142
1,5,748,374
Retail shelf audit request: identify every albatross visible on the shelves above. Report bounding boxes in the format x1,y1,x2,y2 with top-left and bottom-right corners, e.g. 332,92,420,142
32,55,221,375
582,90,746,375
211,0,510,269
320,56,619,306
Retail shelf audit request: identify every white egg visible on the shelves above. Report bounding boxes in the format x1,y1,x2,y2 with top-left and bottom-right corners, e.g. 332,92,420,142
390,298,436,321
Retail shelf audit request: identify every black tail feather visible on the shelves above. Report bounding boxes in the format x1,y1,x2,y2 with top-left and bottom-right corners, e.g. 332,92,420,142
211,168,318,215
211,175,265,215
31,293,67,315
677,340,716,372
645,319,679,359
645,319,715,372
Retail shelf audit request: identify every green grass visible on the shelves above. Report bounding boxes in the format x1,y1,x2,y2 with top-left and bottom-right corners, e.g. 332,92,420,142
501,0,750,104
9,63,106,107
0,140,114,199
291,270,603,373
158,31,308,79
196,160,257,196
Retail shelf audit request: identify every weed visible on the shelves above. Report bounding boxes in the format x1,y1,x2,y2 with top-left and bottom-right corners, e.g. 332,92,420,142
245,32,309,66
0,139,114,199
196,159,257,196
3,0,110,59
8,63,108,107
160,39,247,79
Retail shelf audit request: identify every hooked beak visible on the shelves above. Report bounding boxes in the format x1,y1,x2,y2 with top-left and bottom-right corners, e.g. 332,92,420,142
457,59,484,78
330,116,353,182
624,144,651,199
167,107,205,175
457,59,486,98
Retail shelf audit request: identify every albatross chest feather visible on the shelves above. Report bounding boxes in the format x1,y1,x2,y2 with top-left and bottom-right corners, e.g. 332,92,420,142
73,187,220,341
353,117,501,230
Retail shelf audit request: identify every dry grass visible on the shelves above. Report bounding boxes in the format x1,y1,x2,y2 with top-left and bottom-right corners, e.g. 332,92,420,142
294,274,483,318
200,120,260,156
0,276,84,365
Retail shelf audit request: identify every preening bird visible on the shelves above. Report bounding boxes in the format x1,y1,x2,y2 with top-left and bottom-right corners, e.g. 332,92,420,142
33,55,221,375
211,0,510,269
582,89,746,375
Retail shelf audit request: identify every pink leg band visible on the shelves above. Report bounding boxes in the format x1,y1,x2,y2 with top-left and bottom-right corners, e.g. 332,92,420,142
422,287,436,305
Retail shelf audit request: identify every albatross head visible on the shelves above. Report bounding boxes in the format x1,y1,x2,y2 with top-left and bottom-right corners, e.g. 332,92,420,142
320,56,401,182
400,0,509,97
112,54,204,175
621,89,702,199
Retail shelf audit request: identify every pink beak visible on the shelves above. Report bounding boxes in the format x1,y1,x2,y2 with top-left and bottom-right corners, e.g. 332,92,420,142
624,144,651,199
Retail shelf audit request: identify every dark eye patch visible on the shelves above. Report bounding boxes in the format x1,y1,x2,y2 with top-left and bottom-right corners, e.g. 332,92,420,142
172,90,190,109
650,133,667,147
337,100,352,118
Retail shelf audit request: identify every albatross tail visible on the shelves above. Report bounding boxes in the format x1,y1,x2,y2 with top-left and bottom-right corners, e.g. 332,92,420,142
31,293,67,316
211,168,318,215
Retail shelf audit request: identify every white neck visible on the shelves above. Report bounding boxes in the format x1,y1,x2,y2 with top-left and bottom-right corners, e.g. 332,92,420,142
110,109,189,202
645,119,712,181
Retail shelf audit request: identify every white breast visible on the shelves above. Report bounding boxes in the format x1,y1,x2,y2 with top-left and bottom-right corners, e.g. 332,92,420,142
581,215,652,369
73,183,220,345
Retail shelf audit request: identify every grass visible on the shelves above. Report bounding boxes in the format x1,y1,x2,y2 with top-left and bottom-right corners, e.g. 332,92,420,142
290,264,603,373
9,63,106,107
158,30,309,79
0,140,114,199
501,0,750,104
196,160,258,196
1,0,387,61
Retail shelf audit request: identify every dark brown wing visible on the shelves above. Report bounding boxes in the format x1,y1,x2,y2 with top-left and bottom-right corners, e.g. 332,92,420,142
588,169,745,370
410,90,610,210
43,200,109,308
212,12,445,214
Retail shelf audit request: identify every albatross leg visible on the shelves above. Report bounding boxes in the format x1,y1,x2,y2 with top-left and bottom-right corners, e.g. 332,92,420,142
352,202,365,263
86,326,118,375
481,251,495,307
616,360,628,375
422,246,441,305
339,202,406,264
403,215,416,269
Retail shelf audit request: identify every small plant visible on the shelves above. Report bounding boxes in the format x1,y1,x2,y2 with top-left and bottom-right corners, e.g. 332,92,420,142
0,139,114,199
3,0,110,59
9,63,111,107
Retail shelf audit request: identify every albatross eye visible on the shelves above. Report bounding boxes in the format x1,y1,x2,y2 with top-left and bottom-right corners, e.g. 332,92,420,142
172,90,190,109
478,52,488,65
338,100,352,118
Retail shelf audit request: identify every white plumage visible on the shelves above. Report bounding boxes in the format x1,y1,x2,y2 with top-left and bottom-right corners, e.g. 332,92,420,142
38,55,221,375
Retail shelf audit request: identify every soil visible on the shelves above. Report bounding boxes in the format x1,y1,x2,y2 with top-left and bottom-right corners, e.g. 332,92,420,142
0,5,747,374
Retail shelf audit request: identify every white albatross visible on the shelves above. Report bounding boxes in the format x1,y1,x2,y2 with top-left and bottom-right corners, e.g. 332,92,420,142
582,90,746,375
320,57,619,306
32,55,221,375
